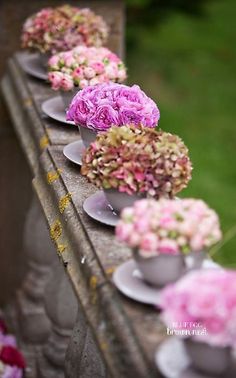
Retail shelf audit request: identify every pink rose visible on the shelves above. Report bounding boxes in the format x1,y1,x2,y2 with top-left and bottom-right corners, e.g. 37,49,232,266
107,52,120,63
72,67,84,80
48,55,60,68
134,218,150,234
64,56,76,67
84,67,96,79
105,65,118,80
79,79,89,89
48,71,64,90
117,68,127,82
120,207,134,221
140,233,158,252
116,222,134,242
128,232,141,247
190,234,204,251
119,107,143,126
66,98,93,124
88,104,119,130
89,77,101,86
91,62,105,74
61,74,74,91
159,239,179,255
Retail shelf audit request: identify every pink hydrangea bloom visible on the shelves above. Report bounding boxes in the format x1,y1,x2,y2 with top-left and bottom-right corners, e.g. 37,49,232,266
82,126,192,197
116,198,221,257
67,83,159,130
22,5,108,53
160,269,236,347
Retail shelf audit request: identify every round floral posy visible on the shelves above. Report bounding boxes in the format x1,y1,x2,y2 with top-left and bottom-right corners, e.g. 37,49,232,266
67,83,160,130
21,5,108,53
116,198,221,257
160,269,236,347
81,125,192,197
48,46,127,91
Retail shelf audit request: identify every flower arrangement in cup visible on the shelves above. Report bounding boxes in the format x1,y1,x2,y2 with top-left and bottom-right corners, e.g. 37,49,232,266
81,125,192,213
160,269,236,375
116,198,221,286
0,317,25,377
21,5,108,54
48,46,127,107
48,46,127,91
67,83,160,146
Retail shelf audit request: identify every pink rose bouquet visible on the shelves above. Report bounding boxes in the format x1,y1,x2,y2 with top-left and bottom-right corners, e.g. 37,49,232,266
21,5,108,53
81,125,192,196
160,269,236,347
116,198,221,257
66,83,160,129
48,46,127,91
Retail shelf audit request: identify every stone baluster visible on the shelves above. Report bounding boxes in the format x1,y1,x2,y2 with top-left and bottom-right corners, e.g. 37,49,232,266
5,194,56,376
37,260,78,378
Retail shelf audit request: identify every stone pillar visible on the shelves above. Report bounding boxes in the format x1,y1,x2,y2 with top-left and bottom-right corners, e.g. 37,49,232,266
37,261,78,378
5,194,56,376
7,194,55,340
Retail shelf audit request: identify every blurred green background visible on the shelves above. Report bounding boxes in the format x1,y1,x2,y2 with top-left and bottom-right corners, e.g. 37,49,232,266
125,0,236,266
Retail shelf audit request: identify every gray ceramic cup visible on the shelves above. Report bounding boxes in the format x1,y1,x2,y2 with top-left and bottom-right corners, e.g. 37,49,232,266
79,126,97,148
39,52,51,68
184,338,231,376
61,88,79,108
103,189,145,214
134,253,185,287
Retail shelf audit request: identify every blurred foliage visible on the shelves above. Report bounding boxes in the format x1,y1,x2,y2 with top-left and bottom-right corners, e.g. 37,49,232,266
125,0,236,267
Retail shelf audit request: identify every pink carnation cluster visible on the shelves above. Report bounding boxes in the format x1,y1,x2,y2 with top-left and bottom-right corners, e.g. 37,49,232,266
67,83,160,130
48,46,127,91
21,5,108,53
0,318,25,377
160,269,236,347
116,198,221,257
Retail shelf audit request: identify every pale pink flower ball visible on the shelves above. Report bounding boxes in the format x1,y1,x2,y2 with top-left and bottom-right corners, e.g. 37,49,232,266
116,198,221,258
160,269,236,348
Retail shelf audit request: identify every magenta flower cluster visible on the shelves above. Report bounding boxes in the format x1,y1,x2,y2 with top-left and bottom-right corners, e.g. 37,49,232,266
116,198,221,257
66,83,160,130
160,269,236,347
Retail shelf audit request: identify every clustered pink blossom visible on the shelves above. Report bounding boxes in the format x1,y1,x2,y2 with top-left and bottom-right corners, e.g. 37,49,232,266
0,318,25,378
66,83,160,129
21,5,108,53
48,46,127,91
160,269,236,347
116,198,221,257
82,126,192,197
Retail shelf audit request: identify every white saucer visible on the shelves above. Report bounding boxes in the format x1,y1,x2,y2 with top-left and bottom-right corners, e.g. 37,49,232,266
155,337,236,378
63,140,85,165
113,259,161,305
20,53,48,81
83,191,118,227
41,96,75,125
113,258,221,305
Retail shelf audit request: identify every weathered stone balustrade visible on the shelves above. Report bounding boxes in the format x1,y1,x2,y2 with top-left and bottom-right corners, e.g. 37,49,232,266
0,2,166,377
